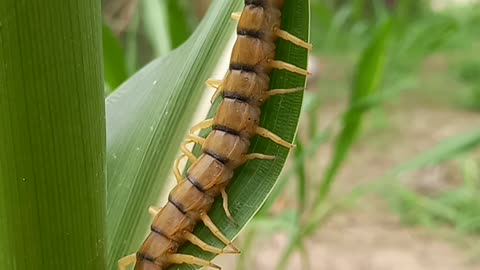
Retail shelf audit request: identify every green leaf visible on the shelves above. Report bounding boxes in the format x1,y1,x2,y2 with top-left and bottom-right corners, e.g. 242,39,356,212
103,22,128,90
142,0,194,57
0,1,106,269
105,0,309,269
142,0,173,56
105,1,243,268
165,0,196,49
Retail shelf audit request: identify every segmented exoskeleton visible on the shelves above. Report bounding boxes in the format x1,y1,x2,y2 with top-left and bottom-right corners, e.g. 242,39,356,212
119,0,311,269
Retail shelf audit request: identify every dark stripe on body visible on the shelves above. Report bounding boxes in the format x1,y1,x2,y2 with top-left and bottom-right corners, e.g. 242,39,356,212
245,0,265,8
238,29,263,39
222,91,251,103
213,125,241,137
186,173,206,193
137,252,155,262
150,225,169,239
168,196,186,214
204,149,228,165
230,63,256,73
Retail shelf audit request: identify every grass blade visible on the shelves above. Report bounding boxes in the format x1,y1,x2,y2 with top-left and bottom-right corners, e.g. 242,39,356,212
311,18,393,209
390,128,480,176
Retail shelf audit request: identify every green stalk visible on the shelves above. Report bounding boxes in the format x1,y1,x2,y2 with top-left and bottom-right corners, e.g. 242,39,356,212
0,1,105,270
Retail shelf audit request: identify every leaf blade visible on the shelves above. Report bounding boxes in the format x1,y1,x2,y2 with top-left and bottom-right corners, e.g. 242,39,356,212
105,1,242,269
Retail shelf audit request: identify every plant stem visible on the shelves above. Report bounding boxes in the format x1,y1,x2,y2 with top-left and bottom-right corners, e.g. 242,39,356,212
0,1,105,269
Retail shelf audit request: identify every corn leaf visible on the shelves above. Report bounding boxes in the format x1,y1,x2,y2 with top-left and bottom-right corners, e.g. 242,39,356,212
105,0,309,269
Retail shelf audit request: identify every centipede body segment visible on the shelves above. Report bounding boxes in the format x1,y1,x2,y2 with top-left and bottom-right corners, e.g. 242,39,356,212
119,0,311,269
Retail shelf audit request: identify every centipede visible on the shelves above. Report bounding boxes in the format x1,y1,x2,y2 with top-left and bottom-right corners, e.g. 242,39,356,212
118,0,311,269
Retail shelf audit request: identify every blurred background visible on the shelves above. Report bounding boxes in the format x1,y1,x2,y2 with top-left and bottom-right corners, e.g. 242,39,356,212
102,0,480,269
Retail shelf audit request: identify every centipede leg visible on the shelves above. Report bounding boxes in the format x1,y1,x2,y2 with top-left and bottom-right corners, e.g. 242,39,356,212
269,60,310,76
180,133,206,165
200,211,240,253
245,153,276,160
255,126,295,149
167,254,221,269
174,154,187,183
274,28,313,50
190,118,214,134
221,188,238,226
118,253,136,270
187,134,206,146
207,79,223,103
231,12,241,20
183,230,237,254
207,79,222,88
148,206,162,216
180,141,197,163
267,87,304,97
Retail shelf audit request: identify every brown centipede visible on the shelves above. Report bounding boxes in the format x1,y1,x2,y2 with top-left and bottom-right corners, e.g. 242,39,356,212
118,0,311,269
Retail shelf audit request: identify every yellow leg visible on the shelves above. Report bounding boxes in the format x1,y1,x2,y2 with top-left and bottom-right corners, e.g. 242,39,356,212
231,12,241,20
181,141,197,163
221,189,237,226
187,134,205,146
190,118,214,134
183,230,236,254
255,126,295,149
274,28,313,50
245,153,276,161
173,154,187,183
231,12,312,51
267,87,304,97
207,79,222,88
148,206,162,216
118,253,136,270
167,253,221,269
269,60,310,76
207,79,223,104
200,211,240,253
